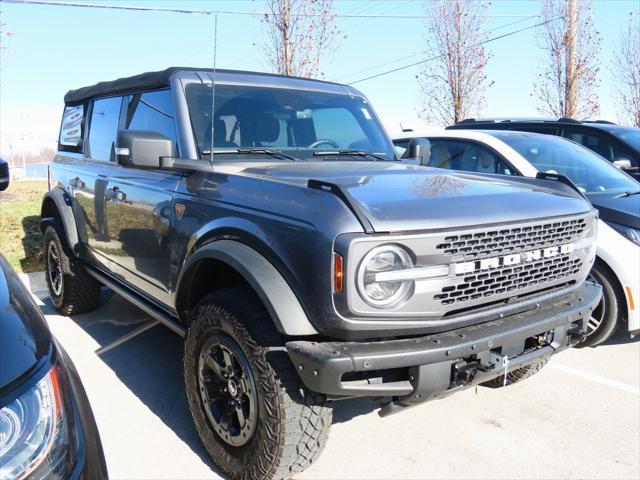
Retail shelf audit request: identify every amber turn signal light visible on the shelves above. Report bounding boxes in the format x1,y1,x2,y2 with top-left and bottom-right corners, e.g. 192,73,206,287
334,253,344,294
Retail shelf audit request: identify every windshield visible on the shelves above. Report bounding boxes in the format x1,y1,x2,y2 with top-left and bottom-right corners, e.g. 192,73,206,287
491,132,640,197
185,83,395,160
608,127,640,151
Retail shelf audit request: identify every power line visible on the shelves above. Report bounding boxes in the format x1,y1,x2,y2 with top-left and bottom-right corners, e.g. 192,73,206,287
0,0,539,19
348,17,562,85
344,0,381,16
335,15,539,82
343,0,414,33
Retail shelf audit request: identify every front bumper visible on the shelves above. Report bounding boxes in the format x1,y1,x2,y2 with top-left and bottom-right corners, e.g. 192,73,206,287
287,282,601,412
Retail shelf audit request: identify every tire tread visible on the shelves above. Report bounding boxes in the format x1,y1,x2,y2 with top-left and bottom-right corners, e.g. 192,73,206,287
44,219,101,315
184,287,331,480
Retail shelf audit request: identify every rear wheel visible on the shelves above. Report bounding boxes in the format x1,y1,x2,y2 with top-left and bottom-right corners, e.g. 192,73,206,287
578,264,622,348
184,287,332,480
44,220,101,315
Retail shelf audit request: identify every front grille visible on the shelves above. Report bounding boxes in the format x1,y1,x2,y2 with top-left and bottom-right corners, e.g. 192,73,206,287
434,255,582,305
436,218,587,260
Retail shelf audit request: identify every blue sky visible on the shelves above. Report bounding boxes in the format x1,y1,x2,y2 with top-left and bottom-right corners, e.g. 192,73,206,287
0,0,637,156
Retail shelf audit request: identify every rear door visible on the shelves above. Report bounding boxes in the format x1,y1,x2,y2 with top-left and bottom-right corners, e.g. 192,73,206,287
73,96,123,272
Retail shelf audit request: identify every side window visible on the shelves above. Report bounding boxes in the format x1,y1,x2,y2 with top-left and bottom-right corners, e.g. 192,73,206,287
562,129,615,161
510,126,559,136
393,140,409,158
123,89,178,152
430,140,507,174
87,96,123,161
312,108,367,149
610,140,638,167
58,104,84,151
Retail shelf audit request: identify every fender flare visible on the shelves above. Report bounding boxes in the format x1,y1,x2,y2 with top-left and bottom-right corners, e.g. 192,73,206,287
177,240,318,336
40,188,81,253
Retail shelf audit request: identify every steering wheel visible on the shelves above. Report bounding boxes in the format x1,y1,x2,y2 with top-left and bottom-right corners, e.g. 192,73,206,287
308,139,340,149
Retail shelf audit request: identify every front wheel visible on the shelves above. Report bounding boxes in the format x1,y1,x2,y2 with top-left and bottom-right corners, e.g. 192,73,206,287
184,288,332,480
578,264,623,348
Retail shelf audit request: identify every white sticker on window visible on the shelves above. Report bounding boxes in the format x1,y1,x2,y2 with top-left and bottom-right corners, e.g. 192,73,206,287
361,108,372,120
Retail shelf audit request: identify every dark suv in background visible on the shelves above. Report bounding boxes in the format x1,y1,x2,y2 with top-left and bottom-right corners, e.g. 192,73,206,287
447,118,640,179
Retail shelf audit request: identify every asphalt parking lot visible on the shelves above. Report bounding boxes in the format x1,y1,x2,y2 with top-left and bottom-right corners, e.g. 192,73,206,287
21,272,640,480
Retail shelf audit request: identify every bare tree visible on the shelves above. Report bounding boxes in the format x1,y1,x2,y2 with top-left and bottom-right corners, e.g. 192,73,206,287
534,0,601,119
261,0,342,78
417,0,492,126
613,11,640,127
1,9,15,70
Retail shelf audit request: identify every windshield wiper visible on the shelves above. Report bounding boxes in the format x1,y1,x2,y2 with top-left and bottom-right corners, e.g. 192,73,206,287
202,148,297,161
614,190,640,198
313,149,390,162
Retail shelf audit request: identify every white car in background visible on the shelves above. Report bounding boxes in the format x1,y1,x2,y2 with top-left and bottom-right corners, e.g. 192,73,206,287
393,129,640,347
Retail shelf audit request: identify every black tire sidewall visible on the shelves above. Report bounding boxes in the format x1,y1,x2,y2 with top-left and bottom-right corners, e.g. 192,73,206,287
579,264,621,348
184,299,283,479
43,225,68,309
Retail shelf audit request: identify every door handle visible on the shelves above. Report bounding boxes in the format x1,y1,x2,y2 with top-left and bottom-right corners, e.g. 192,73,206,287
69,176,85,189
107,186,126,202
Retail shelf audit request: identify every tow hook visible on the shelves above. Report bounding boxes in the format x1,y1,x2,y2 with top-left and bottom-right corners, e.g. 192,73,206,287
567,323,587,345
452,359,495,386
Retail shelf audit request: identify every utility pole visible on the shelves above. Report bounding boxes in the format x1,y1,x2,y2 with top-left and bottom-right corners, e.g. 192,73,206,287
564,0,577,118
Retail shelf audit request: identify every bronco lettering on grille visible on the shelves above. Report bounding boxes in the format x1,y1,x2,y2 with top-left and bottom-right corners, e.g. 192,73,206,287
452,243,575,275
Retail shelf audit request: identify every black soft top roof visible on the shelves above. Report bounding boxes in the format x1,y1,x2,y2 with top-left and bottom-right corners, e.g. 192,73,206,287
64,67,348,105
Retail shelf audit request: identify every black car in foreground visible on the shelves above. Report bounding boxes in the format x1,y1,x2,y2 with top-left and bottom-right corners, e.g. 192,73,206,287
0,170,107,480
447,118,640,180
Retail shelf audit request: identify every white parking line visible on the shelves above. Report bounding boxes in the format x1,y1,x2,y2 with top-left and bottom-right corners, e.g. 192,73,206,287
549,363,640,396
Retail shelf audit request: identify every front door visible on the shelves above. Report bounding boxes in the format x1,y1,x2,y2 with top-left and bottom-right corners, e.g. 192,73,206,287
83,90,181,307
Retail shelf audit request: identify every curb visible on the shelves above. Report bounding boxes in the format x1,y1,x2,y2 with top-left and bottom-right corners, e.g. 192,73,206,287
18,271,48,295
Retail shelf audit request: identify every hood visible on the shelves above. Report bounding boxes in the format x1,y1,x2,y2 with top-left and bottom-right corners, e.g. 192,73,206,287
0,255,52,394
589,194,640,229
224,161,592,232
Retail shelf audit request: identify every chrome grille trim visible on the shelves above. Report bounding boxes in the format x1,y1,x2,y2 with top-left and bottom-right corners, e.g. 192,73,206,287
435,255,582,305
436,217,587,261
343,212,597,318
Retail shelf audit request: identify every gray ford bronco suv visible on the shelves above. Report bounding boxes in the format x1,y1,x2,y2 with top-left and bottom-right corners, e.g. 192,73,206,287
42,67,601,479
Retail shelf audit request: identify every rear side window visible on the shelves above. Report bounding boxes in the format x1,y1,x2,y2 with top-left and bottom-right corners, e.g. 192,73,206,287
58,105,84,151
123,89,178,152
561,128,621,163
87,96,123,161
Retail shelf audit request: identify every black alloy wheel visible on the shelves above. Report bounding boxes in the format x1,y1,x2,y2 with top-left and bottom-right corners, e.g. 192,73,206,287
47,240,63,297
197,334,258,447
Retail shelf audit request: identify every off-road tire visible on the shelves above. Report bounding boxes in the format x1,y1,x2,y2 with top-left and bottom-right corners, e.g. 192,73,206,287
480,357,548,388
184,287,332,480
43,220,101,315
577,263,623,348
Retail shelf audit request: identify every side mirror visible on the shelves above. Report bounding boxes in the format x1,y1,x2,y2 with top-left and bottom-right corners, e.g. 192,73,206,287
613,158,632,170
408,137,431,166
116,130,175,169
0,158,9,192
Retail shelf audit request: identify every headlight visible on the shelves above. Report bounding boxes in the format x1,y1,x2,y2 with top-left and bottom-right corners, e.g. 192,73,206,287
607,221,640,246
0,367,75,480
356,244,414,308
